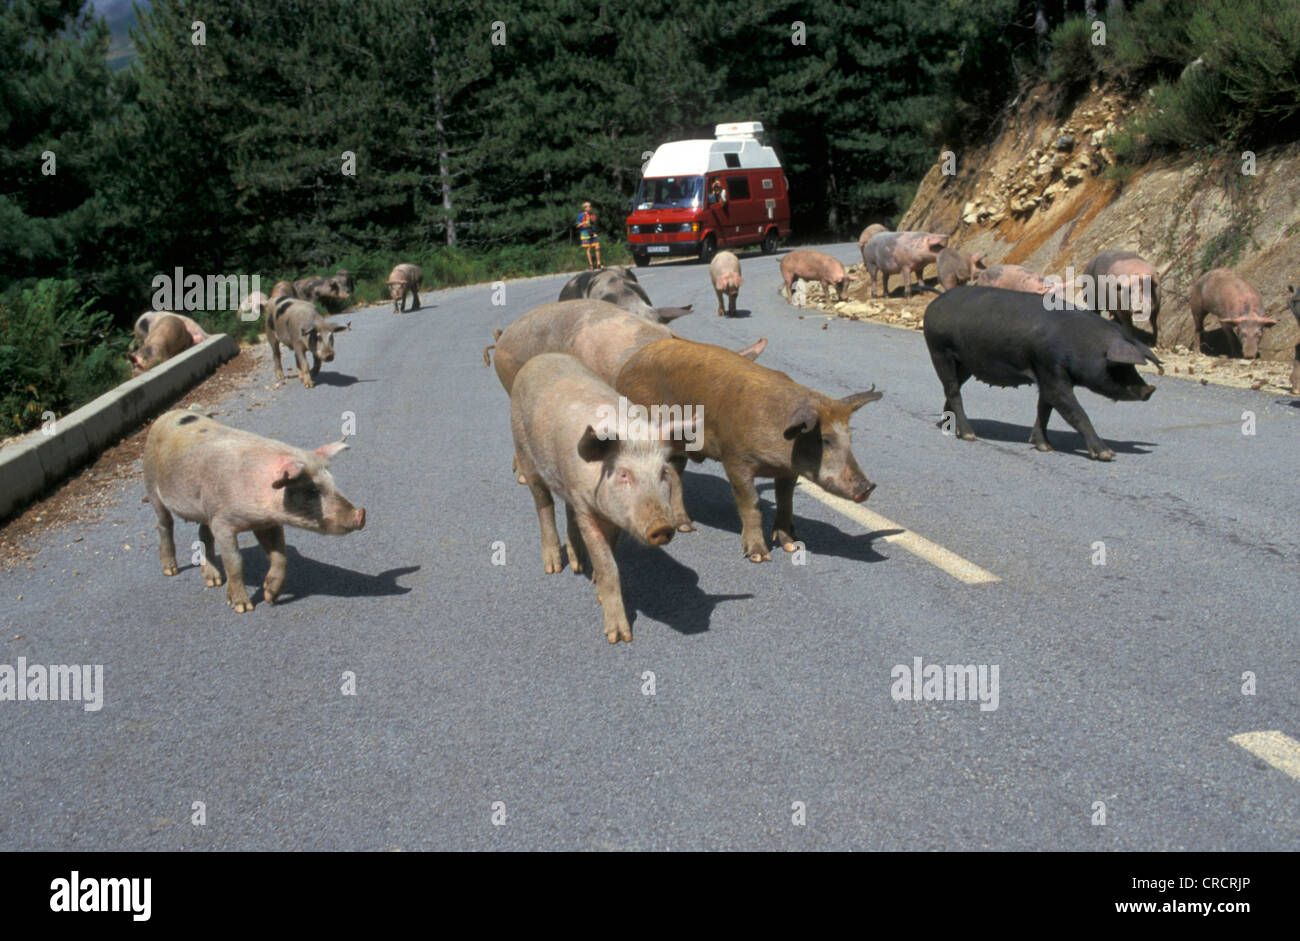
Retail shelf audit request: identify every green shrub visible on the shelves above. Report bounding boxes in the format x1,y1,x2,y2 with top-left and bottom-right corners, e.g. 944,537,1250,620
0,280,129,436
1047,17,1102,92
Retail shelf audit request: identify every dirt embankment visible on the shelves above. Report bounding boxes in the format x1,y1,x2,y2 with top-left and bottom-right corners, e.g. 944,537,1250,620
784,81,1300,394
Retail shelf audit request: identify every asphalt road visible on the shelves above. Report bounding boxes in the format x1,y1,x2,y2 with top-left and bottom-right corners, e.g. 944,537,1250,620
2,244,1297,850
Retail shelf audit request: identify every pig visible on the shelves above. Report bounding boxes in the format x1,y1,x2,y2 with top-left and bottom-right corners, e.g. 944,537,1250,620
1082,250,1162,345
512,353,692,643
936,248,987,291
857,224,890,258
291,270,353,312
975,264,1054,294
270,280,295,299
709,250,743,317
780,249,860,304
128,313,196,374
266,296,351,388
132,310,209,349
1190,268,1278,360
1289,285,1300,395
924,286,1159,461
861,231,949,297
557,267,692,323
485,299,767,511
615,338,882,562
385,263,423,314
143,410,365,613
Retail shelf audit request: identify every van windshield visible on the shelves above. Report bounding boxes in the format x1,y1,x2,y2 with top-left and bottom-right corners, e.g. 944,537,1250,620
635,176,703,210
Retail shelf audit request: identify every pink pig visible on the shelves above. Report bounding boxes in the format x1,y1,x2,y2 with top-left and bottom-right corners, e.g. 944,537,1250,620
1190,268,1278,359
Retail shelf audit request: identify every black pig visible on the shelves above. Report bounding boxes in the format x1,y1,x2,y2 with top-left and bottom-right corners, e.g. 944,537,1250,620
923,286,1159,461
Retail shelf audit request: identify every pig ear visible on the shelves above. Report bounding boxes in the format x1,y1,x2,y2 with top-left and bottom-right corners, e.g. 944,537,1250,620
331,321,352,333
736,337,767,360
840,386,883,411
314,439,349,461
1105,336,1150,365
270,456,306,488
654,306,693,323
300,326,314,337
577,425,617,463
1261,316,1279,325
783,403,820,439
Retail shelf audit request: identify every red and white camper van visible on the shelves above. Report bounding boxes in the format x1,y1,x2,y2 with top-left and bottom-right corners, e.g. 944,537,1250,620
625,122,790,266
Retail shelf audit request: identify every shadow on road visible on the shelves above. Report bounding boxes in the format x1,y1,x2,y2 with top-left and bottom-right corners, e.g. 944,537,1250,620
311,372,374,388
613,544,753,635
967,418,1156,457
676,470,894,565
233,544,418,605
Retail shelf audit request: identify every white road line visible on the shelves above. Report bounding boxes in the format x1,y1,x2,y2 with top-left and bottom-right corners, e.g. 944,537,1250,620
1230,731,1300,781
796,480,1000,584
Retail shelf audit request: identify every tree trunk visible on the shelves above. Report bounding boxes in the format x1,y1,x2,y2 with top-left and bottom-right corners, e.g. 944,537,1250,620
429,33,456,247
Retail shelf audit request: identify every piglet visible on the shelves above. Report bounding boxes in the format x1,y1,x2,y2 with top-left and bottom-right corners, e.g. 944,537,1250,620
511,353,690,644
143,410,366,613
386,263,423,314
709,250,743,316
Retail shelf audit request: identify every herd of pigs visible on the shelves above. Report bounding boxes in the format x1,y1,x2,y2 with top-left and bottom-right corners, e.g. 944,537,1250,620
129,239,1299,643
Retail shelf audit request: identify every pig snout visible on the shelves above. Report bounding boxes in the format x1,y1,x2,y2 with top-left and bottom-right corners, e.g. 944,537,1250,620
645,523,675,546
852,479,877,502
1139,384,1156,401
354,507,367,529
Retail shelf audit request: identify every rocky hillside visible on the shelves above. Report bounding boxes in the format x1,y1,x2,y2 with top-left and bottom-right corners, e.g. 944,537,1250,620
899,82,1300,363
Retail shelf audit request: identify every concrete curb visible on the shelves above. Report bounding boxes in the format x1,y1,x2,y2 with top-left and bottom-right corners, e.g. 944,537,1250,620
0,334,240,521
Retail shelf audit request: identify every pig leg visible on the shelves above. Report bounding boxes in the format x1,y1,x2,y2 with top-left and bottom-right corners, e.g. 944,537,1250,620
930,353,976,440
576,512,633,643
715,288,726,317
771,476,798,552
151,500,179,576
269,335,285,382
667,455,694,532
903,267,913,298
1029,395,1055,452
293,343,314,389
410,287,421,311
524,476,563,574
254,525,288,603
728,292,737,316
212,523,254,612
1042,380,1113,461
1290,357,1300,395
198,523,223,586
565,503,590,575
881,271,892,298
725,463,770,562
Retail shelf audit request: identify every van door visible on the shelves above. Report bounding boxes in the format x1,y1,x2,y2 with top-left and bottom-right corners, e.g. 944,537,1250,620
724,174,754,245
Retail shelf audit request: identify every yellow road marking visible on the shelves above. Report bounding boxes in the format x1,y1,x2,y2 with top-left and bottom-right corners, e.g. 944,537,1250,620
1230,731,1300,781
796,480,1000,584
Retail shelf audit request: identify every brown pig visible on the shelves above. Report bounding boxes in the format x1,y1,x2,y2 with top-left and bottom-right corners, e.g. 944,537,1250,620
936,248,987,290
709,250,743,317
616,338,882,562
143,409,365,613
976,264,1054,294
780,249,860,304
291,270,353,312
511,353,692,643
266,296,351,388
861,231,949,297
128,313,196,374
385,263,423,314
1190,268,1278,359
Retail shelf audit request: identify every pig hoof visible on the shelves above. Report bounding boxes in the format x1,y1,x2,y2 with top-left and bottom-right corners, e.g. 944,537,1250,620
543,548,564,574
747,552,771,563
1091,448,1116,462
229,599,253,613
1032,440,1053,452
676,521,695,533
516,474,527,485
204,572,224,587
960,431,977,442
162,564,179,576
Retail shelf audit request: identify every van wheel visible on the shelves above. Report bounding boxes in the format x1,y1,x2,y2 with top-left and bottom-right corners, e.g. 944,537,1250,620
762,229,779,254
633,252,649,267
698,235,717,264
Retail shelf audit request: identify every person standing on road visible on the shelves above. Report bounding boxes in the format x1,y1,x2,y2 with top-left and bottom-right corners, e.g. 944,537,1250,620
578,201,603,269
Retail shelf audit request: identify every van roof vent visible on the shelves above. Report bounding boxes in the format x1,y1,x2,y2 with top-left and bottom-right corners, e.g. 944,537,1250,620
715,121,764,141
